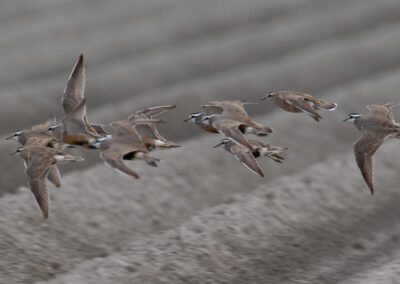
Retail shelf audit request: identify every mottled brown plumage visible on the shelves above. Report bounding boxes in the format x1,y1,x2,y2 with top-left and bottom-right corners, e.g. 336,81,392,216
129,105,181,150
99,119,163,179
214,138,288,177
214,139,264,177
202,101,274,135
262,91,337,121
344,103,400,195
200,101,274,151
56,54,107,146
6,121,62,188
10,145,84,218
60,98,103,147
247,139,288,163
6,117,58,146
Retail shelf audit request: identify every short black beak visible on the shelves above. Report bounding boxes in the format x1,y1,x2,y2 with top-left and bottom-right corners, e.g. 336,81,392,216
342,118,349,122
183,118,190,122
5,135,13,140
9,151,18,156
213,142,224,148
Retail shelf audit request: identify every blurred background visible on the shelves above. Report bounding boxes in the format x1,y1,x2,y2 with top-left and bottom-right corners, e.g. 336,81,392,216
1,0,400,283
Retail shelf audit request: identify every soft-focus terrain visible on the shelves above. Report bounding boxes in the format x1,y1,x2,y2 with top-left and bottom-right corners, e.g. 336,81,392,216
1,1,400,283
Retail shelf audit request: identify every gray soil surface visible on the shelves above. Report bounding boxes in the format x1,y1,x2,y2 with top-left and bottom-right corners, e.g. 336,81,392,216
1,1,400,283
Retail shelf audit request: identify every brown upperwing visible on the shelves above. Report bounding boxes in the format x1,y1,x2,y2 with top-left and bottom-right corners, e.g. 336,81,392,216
99,124,148,179
128,113,165,142
366,104,398,125
31,116,57,132
135,105,176,118
62,54,85,114
230,144,264,177
354,131,387,195
62,98,96,136
202,101,259,127
47,165,61,188
213,119,255,151
281,93,322,121
24,147,56,219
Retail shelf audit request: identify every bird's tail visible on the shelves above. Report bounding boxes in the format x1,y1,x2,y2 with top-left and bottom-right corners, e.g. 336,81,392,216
266,145,288,152
62,154,84,163
266,153,285,163
313,100,337,111
253,125,274,136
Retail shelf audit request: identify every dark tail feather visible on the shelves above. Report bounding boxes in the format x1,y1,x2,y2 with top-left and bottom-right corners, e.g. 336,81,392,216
267,153,285,163
314,100,337,111
255,125,274,136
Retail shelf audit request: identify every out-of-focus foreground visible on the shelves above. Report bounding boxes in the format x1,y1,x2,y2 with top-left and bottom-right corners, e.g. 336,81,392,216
1,0,400,283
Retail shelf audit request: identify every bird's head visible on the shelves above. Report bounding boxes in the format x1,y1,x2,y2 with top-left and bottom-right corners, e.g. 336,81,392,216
261,92,277,101
46,125,59,134
213,139,230,148
9,148,22,157
5,130,23,141
200,115,215,125
184,112,202,123
343,113,361,122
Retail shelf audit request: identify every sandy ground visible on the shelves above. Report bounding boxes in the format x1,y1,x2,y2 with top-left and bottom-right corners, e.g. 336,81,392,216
1,1,400,283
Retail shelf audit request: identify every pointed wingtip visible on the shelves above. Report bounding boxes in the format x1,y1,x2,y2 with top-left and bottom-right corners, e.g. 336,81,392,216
369,187,374,196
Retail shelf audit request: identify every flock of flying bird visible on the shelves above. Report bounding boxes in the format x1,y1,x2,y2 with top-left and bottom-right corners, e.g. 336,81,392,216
5,54,400,219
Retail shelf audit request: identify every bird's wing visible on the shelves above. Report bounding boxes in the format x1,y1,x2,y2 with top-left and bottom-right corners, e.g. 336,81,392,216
202,101,251,117
29,178,50,219
24,136,56,147
62,98,90,135
62,54,85,114
201,105,224,115
31,116,57,132
25,151,53,181
100,148,139,179
230,145,264,177
111,119,164,139
25,151,53,219
135,105,176,118
366,104,396,122
47,165,61,188
354,131,387,195
214,120,254,151
284,96,322,121
90,124,108,135
133,124,160,141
